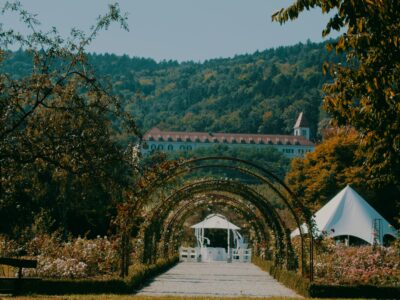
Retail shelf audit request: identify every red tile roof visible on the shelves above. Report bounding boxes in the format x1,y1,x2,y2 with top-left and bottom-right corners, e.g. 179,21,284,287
143,127,314,146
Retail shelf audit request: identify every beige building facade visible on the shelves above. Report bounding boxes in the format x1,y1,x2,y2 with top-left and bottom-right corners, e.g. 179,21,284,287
142,113,314,158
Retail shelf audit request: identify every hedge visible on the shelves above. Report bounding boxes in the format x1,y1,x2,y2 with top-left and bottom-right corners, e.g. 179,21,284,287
15,256,178,295
309,284,400,298
252,256,310,297
253,256,400,299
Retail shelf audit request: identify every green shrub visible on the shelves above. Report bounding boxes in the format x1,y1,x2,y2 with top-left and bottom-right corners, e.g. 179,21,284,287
309,284,400,298
252,256,309,297
253,256,400,299
16,256,178,295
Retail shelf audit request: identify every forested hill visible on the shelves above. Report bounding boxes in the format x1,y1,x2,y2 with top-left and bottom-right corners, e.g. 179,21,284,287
5,41,343,139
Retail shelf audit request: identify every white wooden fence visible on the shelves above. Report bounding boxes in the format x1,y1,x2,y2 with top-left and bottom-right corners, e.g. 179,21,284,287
179,247,251,262
179,247,200,262
232,248,252,262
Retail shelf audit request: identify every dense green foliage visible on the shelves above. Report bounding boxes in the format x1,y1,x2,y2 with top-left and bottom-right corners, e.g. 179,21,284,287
0,3,138,238
274,0,400,186
285,129,399,224
167,144,290,180
3,41,344,139
107,41,340,137
1,39,342,238
1,38,349,241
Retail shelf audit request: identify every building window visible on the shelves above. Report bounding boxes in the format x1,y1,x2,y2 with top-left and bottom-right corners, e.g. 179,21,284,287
157,145,163,150
167,144,173,151
179,145,185,150
187,145,192,150
151,144,156,150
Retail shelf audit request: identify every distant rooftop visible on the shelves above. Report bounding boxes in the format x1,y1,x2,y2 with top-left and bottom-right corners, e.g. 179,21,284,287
143,127,314,146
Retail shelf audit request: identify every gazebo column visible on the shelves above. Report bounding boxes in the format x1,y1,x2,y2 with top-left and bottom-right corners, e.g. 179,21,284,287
227,228,230,260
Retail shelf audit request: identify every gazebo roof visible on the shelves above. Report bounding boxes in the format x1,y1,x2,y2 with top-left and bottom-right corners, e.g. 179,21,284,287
191,214,240,230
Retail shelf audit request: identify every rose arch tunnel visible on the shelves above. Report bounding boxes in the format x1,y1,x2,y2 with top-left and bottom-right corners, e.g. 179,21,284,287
126,157,315,278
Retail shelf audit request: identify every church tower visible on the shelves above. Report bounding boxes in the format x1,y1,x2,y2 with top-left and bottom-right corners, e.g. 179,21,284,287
293,112,310,140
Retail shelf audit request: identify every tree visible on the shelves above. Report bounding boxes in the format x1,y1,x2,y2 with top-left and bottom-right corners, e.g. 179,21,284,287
273,0,400,185
0,2,140,236
285,129,399,224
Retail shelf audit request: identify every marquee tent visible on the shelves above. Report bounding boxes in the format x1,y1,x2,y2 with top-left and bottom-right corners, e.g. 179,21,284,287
291,185,398,244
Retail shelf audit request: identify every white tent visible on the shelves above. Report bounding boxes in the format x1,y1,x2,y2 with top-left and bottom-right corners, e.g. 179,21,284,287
291,185,398,244
191,214,240,230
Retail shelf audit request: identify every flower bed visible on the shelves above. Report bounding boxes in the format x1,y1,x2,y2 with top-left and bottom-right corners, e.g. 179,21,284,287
1,234,119,278
314,244,399,286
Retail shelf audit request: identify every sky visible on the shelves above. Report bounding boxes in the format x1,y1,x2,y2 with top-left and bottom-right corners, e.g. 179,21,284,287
0,0,340,62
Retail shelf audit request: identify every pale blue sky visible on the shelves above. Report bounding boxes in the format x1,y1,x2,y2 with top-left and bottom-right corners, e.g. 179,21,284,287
0,0,339,62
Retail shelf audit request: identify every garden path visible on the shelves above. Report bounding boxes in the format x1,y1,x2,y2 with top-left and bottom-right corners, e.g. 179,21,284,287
136,261,301,297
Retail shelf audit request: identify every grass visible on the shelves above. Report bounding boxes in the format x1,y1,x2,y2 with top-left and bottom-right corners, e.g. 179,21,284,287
1,296,364,300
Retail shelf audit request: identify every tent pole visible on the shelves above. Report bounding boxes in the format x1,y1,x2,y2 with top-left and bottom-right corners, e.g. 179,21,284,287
310,235,314,282
227,227,230,259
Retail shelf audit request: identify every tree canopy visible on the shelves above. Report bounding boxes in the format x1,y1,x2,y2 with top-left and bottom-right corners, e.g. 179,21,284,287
273,0,400,185
3,40,345,141
0,2,140,237
285,129,399,224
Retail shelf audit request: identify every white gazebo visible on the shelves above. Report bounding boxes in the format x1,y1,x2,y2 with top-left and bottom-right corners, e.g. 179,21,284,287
179,214,251,262
291,185,398,245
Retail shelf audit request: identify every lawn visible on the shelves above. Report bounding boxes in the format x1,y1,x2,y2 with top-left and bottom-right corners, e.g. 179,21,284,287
3,296,361,300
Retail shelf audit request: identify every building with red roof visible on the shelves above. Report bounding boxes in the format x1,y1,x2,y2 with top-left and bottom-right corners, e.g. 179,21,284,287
142,112,314,158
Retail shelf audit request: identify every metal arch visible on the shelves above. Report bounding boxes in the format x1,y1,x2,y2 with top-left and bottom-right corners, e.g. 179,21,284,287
141,179,290,266
171,163,310,236
148,162,310,274
135,156,314,276
138,156,313,239
163,193,268,247
144,179,286,255
164,198,268,258
162,193,271,258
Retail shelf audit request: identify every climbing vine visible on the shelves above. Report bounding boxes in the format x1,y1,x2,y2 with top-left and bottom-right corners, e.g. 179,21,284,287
117,156,314,278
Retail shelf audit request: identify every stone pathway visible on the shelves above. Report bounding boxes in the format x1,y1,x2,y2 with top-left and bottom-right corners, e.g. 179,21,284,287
136,262,301,297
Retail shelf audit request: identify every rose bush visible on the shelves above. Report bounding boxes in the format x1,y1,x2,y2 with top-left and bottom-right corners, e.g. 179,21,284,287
313,239,400,286
0,234,119,278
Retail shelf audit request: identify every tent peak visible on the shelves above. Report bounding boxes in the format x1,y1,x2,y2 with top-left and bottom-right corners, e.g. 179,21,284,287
291,185,398,244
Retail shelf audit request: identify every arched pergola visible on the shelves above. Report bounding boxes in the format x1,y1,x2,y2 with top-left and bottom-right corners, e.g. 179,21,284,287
140,180,291,266
125,156,314,279
161,193,271,259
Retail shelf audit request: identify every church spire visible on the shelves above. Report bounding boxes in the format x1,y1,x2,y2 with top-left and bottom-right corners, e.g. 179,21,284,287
293,112,310,140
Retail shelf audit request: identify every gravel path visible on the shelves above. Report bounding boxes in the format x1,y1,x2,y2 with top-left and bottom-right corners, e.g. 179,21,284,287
136,262,301,297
